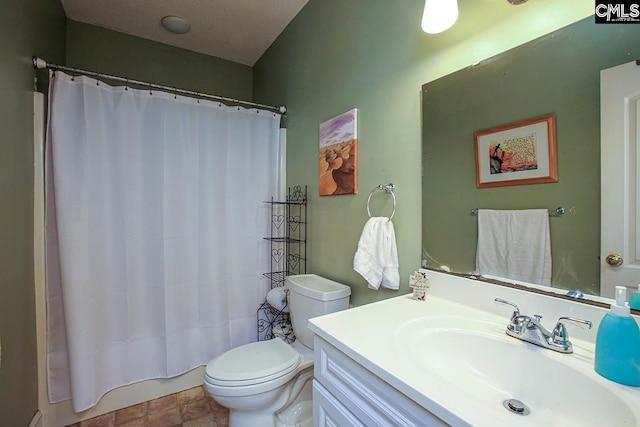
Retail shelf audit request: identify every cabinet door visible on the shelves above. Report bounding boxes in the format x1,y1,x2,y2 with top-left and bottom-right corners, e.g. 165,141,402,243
313,380,365,427
314,337,449,427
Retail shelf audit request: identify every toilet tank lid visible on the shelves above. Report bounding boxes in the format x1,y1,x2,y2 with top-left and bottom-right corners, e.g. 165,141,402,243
286,274,351,301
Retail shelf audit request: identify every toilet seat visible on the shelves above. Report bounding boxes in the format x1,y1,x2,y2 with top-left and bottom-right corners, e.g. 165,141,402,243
204,338,301,387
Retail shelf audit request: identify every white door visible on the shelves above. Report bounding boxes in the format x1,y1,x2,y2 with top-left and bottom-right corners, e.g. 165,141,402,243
601,60,640,298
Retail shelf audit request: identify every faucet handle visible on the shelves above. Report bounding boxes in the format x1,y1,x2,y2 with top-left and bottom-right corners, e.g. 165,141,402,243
551,317,593,350
494,298,520,319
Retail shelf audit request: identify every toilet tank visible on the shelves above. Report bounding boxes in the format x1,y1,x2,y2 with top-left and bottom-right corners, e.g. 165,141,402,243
285,274,351,349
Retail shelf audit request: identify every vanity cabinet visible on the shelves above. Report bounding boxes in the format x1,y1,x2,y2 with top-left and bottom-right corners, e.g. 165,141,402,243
310,271,640,426
313,337,448,427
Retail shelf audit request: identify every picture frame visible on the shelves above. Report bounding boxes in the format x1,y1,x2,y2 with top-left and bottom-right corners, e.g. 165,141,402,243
319,108,358,196
474,113,558,188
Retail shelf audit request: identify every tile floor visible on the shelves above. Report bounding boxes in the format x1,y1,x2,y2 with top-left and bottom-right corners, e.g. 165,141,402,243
66,386,229,427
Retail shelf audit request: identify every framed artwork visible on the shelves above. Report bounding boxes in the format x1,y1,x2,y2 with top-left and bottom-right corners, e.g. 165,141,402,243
474,113,558,188
319,108,358,195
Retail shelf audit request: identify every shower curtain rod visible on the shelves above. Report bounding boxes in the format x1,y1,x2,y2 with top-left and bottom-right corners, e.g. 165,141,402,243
32,56,287,114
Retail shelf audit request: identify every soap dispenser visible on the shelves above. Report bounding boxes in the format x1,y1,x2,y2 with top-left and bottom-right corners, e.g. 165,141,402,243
630,285,640,311
595,286,640,386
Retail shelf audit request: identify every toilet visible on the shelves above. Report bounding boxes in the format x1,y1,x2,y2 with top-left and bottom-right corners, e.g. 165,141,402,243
203,274,351,427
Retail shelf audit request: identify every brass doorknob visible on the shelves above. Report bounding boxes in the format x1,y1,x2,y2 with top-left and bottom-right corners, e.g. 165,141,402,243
606,254,624,267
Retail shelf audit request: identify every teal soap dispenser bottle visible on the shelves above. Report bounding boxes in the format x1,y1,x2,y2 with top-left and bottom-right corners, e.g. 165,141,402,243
630,285,640,311
595,286,640,386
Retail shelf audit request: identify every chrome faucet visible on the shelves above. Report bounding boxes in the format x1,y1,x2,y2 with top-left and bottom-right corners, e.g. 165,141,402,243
495,298,592,354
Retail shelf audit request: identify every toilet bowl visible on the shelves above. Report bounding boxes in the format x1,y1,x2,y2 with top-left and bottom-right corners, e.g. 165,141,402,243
203,274,351,427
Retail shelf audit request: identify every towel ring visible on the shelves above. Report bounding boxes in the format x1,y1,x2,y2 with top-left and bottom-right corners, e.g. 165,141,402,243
367,183,396,220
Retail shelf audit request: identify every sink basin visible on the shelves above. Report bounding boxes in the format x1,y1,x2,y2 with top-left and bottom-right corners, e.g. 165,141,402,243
309,273,640,427
397,316,637,426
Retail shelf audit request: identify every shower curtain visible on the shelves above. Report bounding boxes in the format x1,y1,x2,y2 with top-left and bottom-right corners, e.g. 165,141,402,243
45,71,282,412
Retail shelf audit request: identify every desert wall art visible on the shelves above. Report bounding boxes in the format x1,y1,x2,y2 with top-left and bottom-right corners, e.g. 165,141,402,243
319,108,358,196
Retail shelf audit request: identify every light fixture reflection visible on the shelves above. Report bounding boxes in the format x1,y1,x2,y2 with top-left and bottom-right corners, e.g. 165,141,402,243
421,0,459,34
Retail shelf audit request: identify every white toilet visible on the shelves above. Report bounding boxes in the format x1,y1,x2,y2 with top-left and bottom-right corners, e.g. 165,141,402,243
203,274,351,427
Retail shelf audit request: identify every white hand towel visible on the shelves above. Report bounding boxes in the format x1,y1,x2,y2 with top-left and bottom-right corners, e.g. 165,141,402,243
381,221,399,289
266,287,289,312
353,217,400,290
476,209,551,285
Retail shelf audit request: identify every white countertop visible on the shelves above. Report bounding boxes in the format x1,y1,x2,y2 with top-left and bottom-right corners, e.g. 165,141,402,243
308,271,640,427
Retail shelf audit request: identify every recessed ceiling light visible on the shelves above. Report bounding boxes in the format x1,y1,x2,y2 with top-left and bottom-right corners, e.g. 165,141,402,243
161,16,191,34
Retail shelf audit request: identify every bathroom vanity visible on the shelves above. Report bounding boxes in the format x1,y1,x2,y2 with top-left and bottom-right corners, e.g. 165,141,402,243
309,270,640,427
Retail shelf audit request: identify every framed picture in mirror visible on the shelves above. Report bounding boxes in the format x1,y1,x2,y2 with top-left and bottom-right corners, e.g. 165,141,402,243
474,113,558,188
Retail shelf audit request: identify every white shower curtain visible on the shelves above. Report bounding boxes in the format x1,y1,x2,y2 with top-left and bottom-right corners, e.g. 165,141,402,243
45,71,282,412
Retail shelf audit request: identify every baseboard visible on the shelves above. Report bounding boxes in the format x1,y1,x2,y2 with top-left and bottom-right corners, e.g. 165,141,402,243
29,411,42,427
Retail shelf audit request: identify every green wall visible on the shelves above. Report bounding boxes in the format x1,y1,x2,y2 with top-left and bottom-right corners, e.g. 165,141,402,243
66,20,253,100
0,0,66,424
254,0,425,305
422,19,640,295
253,0,592,306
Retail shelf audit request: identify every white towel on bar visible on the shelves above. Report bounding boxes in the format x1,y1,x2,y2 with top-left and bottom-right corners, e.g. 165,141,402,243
476,209,552,285
353,217,400,290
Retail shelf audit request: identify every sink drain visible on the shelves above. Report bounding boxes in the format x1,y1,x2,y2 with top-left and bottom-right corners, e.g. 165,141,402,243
503,399,530,416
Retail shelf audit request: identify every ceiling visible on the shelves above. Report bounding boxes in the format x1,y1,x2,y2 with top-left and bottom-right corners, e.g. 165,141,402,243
60,0,310,66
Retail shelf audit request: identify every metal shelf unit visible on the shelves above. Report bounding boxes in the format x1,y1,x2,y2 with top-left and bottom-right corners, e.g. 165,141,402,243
257,185,307,342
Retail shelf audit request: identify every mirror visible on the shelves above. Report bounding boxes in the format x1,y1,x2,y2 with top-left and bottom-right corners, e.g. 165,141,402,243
422,17,640,299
